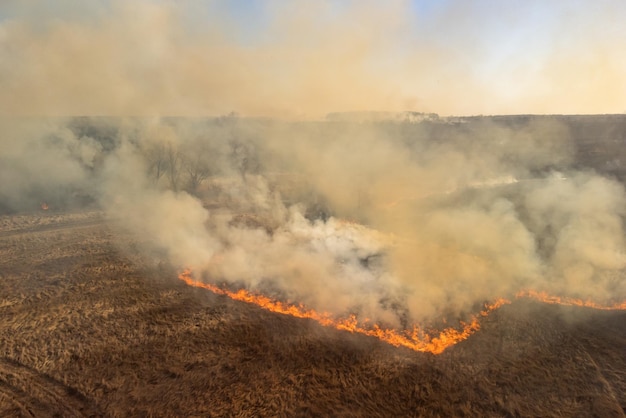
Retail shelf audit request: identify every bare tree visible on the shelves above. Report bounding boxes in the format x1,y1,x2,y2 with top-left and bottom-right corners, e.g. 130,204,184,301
166,143,181,192
229,139,260,180
184,154,211,194
145,143,168,184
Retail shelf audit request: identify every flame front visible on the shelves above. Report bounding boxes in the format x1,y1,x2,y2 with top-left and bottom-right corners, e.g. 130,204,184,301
178,270,626,354
516,289,626,310
178,269,510,354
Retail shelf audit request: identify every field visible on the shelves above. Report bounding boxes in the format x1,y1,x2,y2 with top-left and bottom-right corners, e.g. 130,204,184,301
1,209,625,417
4,1,626,415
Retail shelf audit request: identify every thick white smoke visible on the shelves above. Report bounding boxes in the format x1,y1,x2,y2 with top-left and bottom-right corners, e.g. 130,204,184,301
1,1,625,326
3,116,624,326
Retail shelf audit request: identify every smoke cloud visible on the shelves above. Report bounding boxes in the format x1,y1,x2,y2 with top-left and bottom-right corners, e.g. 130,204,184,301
1,1,625,326
2,1,626,116
2,115,625,325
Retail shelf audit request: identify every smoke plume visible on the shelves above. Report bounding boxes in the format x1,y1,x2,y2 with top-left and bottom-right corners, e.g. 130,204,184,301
2,1,626,116
2,115,625,325
1,1,625,326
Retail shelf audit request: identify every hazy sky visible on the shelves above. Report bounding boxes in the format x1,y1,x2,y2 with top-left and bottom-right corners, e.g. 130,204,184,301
1,0,625,117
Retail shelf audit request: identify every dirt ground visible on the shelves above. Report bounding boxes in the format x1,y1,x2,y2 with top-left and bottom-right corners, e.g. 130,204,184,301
0,210,624,417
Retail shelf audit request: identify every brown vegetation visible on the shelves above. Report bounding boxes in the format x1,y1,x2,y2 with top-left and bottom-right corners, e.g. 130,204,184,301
1,211,624,417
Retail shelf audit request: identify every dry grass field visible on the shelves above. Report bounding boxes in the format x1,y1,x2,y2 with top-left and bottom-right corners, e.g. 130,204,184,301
3,0,626,414
0,209,624,417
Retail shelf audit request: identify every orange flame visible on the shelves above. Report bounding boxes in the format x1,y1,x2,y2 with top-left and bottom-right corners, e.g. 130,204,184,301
178,270,626,354
178,270,626,353
178,269,510,354
516,289,626,310
41,202,49,210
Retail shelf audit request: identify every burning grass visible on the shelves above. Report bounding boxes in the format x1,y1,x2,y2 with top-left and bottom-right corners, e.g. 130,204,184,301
517,289,626,310
1,211,625,417
178,269,625,355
